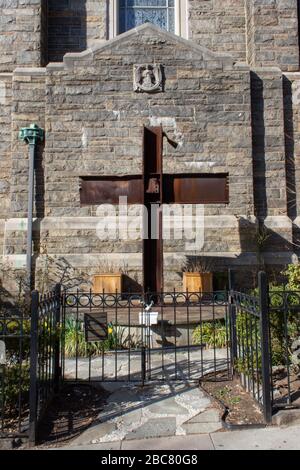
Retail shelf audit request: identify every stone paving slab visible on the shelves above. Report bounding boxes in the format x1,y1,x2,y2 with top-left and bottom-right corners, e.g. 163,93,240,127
64,348,228,382
272,409,300,427
61,442,122,451
187,409,221,424
146,396,187,415
211,425,300,450
182,422,222,434
125,417,177,440
182,408,222,434
70,381,215,445
61,424,300,450
121,434,215,450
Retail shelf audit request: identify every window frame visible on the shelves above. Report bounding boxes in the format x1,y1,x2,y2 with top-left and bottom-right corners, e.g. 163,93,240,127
108,0,189,39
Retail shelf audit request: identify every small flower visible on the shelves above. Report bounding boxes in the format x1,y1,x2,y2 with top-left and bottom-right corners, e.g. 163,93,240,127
108,327,113,335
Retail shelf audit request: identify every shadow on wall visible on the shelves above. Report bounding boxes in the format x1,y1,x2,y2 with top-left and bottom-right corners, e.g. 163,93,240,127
251,71,299,251
251,71,267,220
48,0,87,62
175,215,293,292
283,76,299,251
237,216,293,289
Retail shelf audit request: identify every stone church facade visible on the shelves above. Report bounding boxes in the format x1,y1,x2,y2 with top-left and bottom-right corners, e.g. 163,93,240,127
1,1,300,292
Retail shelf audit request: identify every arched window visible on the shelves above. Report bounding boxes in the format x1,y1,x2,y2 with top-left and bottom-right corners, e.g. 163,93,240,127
109,0,188,39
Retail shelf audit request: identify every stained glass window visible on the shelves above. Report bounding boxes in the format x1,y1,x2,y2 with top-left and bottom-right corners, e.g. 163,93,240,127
119,0,175,34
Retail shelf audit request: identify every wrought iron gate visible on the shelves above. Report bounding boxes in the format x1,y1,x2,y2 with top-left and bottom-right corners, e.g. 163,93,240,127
61,290,232,384
3,271,299,445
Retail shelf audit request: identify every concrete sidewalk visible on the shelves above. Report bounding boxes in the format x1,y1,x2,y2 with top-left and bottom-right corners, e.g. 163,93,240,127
61,424,300,451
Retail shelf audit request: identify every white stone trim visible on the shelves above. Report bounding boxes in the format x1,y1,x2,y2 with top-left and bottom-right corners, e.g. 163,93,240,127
175,0,189,39
2,255,26,269
292,216,300,227
264,216,292,230
108,0,188,40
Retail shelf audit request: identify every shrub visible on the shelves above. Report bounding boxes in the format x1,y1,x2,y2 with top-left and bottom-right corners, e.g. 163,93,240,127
63,318,142,357
0,362,30,413
63,318,103,357
283,263,300,290
192,320,228,349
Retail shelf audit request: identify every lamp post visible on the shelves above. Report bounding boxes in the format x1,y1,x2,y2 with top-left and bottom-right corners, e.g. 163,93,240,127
19,124,44,288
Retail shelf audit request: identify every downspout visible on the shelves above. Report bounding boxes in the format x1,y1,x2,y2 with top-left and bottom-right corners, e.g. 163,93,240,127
19,124,44,289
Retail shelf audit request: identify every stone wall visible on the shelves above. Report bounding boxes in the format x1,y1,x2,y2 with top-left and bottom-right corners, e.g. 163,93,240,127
245,0,299,72
48,0,107,62
251,68,287,218
0,73,12,219
284,74,300,219
5,67,46,271
251,66,293,259
3,23,295,291
45,26,253,217
188,0,246,62
38,24,255,289
0,72,13,263
0,0,44,72
282,72,300,252
0,5,299,291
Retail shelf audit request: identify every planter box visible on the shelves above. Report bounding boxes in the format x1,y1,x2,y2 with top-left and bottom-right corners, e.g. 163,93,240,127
183,272,213,293
93,274,123,293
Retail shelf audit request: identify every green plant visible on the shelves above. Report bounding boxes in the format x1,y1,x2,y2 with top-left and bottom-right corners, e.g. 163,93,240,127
234,285,300,377
255,225,271,251
0,362,30,412
63,318,104,357
215,385,241,405
283,263,300,290
63,318,142,357
192,320,228,349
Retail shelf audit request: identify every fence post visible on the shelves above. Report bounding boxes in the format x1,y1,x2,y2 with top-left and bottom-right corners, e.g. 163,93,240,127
141,346,146,387
228,269,237,374
29,290,39,446
53,283,61,393
258,271,272,424
228,268,234,292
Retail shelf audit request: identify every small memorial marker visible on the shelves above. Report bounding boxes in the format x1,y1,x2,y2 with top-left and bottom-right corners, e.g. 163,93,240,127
84,312,108,342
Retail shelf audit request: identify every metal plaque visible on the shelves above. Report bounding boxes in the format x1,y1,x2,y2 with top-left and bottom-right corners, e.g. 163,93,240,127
80,177,143,205
164,174,229,204
0,340,6,365
84,312,108,342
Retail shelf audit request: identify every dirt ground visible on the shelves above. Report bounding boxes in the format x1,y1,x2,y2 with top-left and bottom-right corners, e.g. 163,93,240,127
36,383,108,448
201,372,265,426
272,368,300,406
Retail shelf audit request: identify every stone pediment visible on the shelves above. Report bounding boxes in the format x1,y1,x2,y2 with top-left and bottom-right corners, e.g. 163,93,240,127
48,23,235,72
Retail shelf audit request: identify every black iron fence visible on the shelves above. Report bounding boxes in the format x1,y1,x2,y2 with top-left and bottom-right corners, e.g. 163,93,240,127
0,308,31,441
29,284,61,444
61,290,231,385
229,272,272,422
268,288,300,411
1,273,300,445
0,284,61,446
230,272,300,423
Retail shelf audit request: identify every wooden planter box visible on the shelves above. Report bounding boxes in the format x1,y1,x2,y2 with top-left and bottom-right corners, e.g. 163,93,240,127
93,274,123,293
183,272,213,293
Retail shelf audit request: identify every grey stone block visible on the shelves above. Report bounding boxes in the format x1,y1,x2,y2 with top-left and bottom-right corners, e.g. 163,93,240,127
125,418,177,440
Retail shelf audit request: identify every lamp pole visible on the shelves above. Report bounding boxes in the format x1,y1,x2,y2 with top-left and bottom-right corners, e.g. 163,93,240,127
19,124,44,289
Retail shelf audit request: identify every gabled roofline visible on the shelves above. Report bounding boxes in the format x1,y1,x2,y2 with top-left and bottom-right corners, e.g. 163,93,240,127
46,23,235,72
